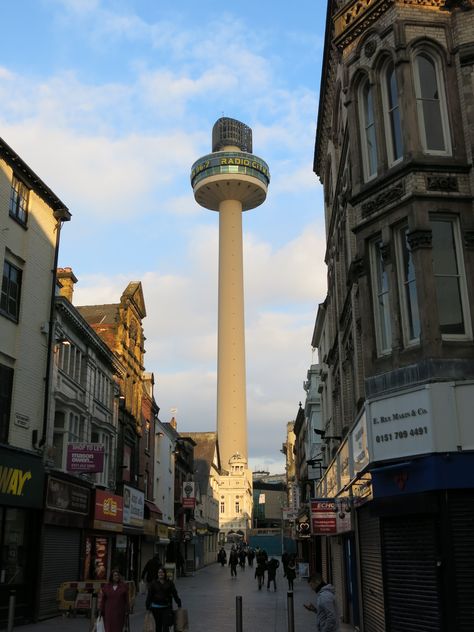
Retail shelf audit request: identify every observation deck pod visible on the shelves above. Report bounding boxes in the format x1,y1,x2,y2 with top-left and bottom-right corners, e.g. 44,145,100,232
191,118,270,212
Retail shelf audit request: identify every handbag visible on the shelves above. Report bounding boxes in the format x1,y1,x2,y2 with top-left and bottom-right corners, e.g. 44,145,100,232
143,610,155,632
94,615,105,632
174,607,189,632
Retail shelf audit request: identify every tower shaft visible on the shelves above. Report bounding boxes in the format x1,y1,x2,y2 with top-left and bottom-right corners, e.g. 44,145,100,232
217,199,247,466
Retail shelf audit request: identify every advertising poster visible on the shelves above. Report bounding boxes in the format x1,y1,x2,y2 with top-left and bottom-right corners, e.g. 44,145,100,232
66,443,104,473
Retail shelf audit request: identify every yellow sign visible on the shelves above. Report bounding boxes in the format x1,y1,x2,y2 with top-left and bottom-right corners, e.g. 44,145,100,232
0,467,32,496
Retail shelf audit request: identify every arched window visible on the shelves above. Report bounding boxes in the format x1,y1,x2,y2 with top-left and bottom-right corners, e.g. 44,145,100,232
382,61,403,164
358,77,378,181
413,51,451,154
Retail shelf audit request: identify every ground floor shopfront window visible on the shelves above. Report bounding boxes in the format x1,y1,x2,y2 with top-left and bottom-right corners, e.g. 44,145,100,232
0,507,28,586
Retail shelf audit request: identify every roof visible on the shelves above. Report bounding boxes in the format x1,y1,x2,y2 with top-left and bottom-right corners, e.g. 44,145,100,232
0,136,71,218
76,304,119,326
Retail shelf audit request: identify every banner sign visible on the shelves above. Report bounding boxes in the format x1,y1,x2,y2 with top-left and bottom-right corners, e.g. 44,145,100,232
311,499,352,535
123,484,144,527
182,482,196,508
66,443,104,473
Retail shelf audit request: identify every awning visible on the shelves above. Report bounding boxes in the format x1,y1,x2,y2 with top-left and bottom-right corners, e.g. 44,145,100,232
144,500,163,520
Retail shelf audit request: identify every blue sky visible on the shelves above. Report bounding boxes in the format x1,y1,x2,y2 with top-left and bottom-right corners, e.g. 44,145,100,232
1,0,328,472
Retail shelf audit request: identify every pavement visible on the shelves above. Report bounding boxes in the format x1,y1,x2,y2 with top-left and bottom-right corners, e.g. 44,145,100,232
15,559,356,631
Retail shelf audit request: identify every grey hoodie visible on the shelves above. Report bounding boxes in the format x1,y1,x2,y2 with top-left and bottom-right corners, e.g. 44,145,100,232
315,584,340,632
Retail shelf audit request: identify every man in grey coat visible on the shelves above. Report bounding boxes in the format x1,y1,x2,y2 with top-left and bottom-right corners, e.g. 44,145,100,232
304,574,340,632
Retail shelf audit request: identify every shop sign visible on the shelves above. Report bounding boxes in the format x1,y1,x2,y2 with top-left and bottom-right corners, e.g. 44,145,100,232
325,462,338,498
158,524,169,539
311,499,337,535
369,387,434,462
123,484,144,527
66,443,104,473
182,481,196,508
46,476,90,514
14,413,30,429
94,489,123,524
0,447,44,508
351,412,369,475
338,441,351,491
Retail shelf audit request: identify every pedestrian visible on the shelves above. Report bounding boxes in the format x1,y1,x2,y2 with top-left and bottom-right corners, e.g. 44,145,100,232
217,547,227,566
255,561,266,590
238,548,246,569
247,547,255,567
98,569,129,632
286,558,297,591
229,547,239,577
281,550,289,577
176,550,185,578
141,553,163,585
304,573,340,632
266,557,279,591
146,567,182,632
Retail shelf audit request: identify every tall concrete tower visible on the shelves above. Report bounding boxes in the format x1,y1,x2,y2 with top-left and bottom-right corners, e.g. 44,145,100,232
191,118,270,469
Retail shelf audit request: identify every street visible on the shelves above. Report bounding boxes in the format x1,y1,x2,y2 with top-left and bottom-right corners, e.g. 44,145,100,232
16,559,355,631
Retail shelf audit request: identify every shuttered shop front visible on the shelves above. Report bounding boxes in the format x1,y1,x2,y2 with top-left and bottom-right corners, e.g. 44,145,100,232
448,491,474,631
39,525,82,618
358,506,385,632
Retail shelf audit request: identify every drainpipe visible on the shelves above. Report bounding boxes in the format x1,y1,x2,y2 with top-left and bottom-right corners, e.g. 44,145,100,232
39,207,71,450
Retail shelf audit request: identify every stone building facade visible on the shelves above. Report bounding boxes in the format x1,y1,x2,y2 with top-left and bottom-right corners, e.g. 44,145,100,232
313,1,474,630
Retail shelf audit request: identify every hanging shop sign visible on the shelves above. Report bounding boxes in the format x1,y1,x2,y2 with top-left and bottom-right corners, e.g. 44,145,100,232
311,498,352,535
123,484,144,527
94,489,123,531
66,443,104,473
46,476,90,514
351,412,369,475
0,446,44,508
182,482,196,508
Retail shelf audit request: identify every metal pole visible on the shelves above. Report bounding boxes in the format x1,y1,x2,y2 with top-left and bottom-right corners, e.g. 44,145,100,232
7,590,15,632
236,595,243,632
287,591,295,632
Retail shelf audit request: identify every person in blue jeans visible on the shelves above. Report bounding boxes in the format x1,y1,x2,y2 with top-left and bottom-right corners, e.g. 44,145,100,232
146,568,182,631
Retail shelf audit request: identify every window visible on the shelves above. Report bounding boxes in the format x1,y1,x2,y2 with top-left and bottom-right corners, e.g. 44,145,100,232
359,77,378,180
91,430,112,487
0,365,14,444
370,239,392,354
397,226,420,344
383,61,403,164
9,176,29,225
413,52,451,155
58,341,84,386
220,502,225,514
1,261,22,322
235,501,240,514
431,217,471,338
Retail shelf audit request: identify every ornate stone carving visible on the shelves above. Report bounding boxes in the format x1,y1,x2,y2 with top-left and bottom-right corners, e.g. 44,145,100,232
407,229,432,250
348,257,366,282
426,175,458,191
334,0,394,50
361,182,405,217
365,40,377,57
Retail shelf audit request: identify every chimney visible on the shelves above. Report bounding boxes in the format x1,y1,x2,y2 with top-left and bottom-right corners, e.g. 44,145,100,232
169,416,177,430
57,267,78,303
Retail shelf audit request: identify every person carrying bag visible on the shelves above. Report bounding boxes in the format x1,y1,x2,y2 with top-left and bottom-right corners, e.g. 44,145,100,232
146,567,182,632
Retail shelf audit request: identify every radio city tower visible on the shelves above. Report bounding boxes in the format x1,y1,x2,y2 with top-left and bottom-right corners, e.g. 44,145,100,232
191,118,270,470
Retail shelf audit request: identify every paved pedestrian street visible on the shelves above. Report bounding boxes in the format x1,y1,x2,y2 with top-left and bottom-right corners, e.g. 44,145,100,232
18,560,355,632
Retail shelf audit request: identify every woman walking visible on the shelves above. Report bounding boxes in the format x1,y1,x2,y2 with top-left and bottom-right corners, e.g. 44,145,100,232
146,567,182,631
286,558,297,591
98,569,129,632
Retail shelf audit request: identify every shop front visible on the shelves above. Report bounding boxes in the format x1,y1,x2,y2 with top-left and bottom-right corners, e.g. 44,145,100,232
38,473,91,618
122,484,144,585
141,500,163,570
85,489,124,581
0,447,44,625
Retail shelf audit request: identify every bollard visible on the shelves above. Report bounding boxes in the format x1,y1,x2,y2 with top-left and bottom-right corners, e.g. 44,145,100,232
7,590,15,632
236,595,243,632
287,591,295,632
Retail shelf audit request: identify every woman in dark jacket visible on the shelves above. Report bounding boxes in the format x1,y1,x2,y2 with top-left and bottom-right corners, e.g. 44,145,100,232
146,567,182,631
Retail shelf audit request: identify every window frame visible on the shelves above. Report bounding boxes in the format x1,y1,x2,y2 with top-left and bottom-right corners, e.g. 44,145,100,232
358,76,379,182
412,49,452,156
0,364,14,444
1,260,22,322
396,225,421,347
9,175,29,226
381,59,404,166
430,215,472,341
370,238,393,356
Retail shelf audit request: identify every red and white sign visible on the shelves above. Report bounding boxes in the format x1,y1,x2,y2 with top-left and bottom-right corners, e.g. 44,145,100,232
311,499,337,535
182,482,195,508
94,489,123,524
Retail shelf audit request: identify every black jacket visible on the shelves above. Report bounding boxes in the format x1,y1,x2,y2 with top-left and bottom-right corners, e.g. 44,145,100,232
146,579,181,609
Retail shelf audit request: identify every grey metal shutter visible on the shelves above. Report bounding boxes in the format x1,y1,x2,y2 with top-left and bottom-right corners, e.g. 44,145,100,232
448,492,474,631
331,538,345,618
321,536,328,581
358,506,385,632
383,515,441,632
38,526,81,618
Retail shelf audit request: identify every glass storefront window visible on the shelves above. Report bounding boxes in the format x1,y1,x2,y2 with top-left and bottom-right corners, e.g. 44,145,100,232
0,508,28,585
